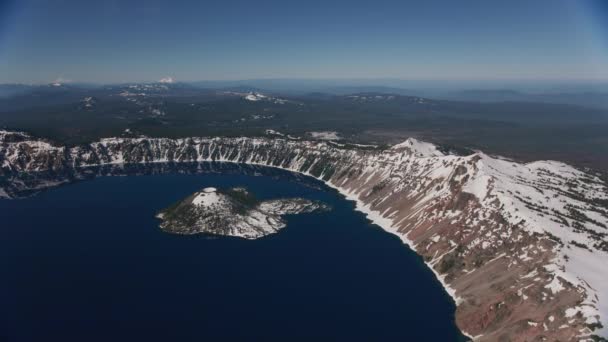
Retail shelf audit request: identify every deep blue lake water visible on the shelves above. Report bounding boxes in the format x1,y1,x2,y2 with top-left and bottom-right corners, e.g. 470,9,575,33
0,167,466,341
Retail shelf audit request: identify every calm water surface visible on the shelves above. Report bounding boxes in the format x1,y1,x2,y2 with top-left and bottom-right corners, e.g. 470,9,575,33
0,169,467,341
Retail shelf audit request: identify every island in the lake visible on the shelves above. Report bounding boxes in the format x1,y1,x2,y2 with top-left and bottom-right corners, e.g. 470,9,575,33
156,187,330,239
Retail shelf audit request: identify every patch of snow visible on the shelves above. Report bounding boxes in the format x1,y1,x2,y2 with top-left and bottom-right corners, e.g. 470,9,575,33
309,131,340,141
545,276,565,294
192,188,222,207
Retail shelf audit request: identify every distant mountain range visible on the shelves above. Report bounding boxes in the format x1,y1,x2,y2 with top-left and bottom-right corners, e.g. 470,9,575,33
2,81,608,109
1,81,608,170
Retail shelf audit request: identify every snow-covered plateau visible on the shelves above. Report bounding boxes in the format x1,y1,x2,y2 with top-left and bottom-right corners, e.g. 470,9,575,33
1,129,607,341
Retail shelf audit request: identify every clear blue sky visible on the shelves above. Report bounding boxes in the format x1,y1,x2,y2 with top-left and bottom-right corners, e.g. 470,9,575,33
0,0,607,84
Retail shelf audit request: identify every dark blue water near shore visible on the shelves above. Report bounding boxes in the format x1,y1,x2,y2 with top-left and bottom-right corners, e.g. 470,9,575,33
0,169,467,341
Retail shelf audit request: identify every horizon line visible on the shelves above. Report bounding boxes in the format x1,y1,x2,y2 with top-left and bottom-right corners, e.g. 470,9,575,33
3,77,608,87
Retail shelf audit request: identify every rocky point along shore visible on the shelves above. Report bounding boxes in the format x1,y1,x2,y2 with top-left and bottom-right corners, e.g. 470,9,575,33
156,186,329,239
1,129,608,341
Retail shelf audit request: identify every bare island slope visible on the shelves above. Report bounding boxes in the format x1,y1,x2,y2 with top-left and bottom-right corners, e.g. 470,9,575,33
1,130,608,341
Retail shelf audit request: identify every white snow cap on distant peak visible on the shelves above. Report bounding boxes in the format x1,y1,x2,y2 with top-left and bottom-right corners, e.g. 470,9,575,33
245,92,267,101
51,77,71,86
159,77,174,84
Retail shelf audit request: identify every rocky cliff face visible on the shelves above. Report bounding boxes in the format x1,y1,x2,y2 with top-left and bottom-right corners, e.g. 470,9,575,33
2,130,608,341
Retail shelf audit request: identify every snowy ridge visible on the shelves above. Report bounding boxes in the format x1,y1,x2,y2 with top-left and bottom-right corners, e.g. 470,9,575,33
1,129,607,340
390,137,443,157
462,153,608,332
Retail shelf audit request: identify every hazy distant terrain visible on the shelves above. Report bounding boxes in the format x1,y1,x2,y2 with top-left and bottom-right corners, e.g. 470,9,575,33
1,82,608,170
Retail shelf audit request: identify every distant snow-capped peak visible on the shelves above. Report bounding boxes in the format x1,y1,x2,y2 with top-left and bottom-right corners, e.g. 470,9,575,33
51,77,71,87
244,92,288,104
159,77,175,84
244,92,267,101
